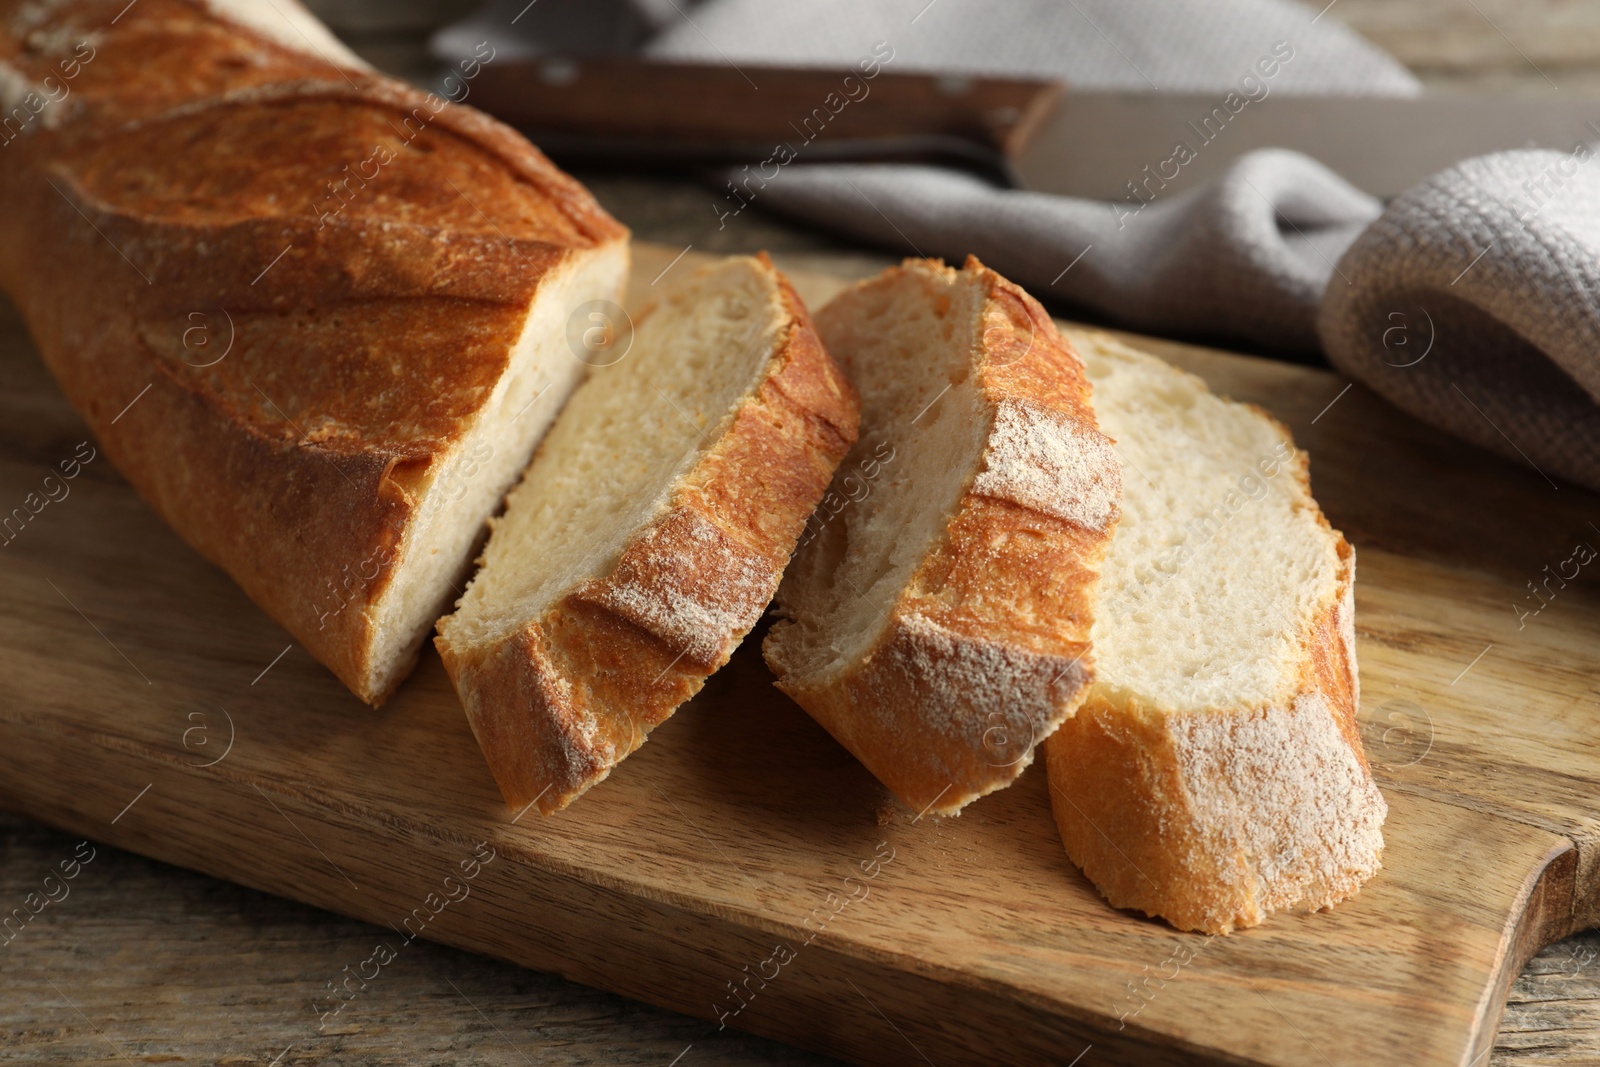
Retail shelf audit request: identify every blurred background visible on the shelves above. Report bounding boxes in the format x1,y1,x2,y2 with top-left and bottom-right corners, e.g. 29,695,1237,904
300,0,1600,269
300,0,1600,92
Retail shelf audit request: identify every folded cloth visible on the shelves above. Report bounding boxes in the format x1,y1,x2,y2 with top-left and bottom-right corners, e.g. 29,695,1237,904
764,150,1600,492
1320,150,1600,492
727,151,1380,355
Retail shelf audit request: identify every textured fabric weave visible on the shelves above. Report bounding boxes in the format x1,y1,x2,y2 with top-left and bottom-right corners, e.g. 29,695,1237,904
725,151,1381,355
1320,150,1600,491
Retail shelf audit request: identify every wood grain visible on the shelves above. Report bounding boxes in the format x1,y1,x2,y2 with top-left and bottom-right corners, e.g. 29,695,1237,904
0,242,1596,1065
0,810,839,1067
1332,0,1600,92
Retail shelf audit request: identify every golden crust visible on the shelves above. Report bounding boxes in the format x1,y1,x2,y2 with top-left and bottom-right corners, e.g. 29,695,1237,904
1045,426,1387,935
0,0,627,703
438,255,859,813
768,256,1121,816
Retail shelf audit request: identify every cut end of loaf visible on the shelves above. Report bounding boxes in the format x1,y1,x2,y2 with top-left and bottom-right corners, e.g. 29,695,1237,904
353,239,630,705
2,0,635,709
1046,330,1386,934
766,256,1120,817
438,253,857,810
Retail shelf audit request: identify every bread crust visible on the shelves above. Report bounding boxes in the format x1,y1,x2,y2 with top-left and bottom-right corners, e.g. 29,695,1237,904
0,0,628,703
437,256,859,813
766,257,1122,817
1045,398,1386,935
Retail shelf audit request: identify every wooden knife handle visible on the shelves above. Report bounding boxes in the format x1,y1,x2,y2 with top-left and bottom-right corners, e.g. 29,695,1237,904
468,56,1063,161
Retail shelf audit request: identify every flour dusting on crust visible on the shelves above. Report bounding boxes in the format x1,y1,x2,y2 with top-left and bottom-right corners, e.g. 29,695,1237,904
1171,691,1387,917
581,507,776,665
881,612,1086,746
972,398,1121,530
0,61,30,114
12,0,74,34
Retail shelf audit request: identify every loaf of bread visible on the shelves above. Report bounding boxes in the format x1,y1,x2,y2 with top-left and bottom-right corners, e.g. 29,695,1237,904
0,0,628,703
1046,331,1386,934
765,258,1121,817
437,255,857,814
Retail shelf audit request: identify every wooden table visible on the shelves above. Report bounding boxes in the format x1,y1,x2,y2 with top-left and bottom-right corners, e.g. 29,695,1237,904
4,2,1600,1064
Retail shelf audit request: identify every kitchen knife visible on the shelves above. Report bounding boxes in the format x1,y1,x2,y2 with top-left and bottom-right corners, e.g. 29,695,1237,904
463,58,1600,199
467,57,1060,185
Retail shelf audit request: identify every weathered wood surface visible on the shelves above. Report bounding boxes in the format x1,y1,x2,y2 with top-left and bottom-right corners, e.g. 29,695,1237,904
0,810,839,1067
1,241,1597,1065
4,800,1594,1066
1334,0,1600,93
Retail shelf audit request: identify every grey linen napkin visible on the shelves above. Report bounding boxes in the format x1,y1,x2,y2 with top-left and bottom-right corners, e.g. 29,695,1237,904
724,151,1381,356
1320,150,1600,492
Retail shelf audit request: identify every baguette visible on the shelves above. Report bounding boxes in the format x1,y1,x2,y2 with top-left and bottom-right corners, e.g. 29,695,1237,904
764,258,1121,817
0,0,628,704
436,254,857,814
1045,331,1386,934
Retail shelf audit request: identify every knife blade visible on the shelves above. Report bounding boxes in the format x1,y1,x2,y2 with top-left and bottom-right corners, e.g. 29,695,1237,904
1015,91,1600,200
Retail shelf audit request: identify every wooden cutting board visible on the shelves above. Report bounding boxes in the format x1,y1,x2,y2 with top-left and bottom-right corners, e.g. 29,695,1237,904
1,242,1596,1067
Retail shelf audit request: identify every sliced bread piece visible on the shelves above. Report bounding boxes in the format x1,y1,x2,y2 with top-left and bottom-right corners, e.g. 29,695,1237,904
1045,330,1387,934
764,258,1122,817
436,254,857,814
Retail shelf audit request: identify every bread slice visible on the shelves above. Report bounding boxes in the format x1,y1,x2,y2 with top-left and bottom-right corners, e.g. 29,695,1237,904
0,0,628,705
764,258,1122,817
1045,330,1387,934
436,255,857,814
